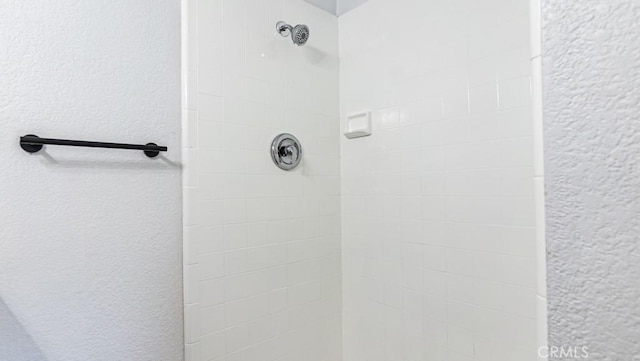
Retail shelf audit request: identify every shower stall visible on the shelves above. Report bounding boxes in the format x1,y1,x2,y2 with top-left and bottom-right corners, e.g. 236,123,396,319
182,0,545,360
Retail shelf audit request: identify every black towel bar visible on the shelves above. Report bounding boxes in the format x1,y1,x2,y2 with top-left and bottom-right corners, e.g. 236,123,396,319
20,134,167,158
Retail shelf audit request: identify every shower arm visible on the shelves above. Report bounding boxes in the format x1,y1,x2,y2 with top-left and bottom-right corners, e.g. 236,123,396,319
277,23,293,34
277,21,293,37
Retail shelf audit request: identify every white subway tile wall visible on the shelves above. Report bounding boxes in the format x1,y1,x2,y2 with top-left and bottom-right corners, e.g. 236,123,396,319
183,0,341,360
339,0,537,360
529,0,548,358
184,0,541,360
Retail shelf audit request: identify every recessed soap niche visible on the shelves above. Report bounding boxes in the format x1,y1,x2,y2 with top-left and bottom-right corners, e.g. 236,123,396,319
344,111,372,139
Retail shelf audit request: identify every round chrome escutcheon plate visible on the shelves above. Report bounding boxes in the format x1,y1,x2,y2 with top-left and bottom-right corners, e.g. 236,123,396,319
271,133,302,171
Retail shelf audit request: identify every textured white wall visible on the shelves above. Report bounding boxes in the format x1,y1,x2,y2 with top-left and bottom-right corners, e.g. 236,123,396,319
0,1,183,360
182,1,342,360
542,0,640,359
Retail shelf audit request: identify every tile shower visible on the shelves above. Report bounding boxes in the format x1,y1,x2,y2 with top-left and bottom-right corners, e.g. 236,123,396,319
182,0,543,360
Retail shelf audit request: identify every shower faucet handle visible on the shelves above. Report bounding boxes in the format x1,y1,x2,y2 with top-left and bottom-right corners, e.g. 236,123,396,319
271,133,302,171
279,145,294,157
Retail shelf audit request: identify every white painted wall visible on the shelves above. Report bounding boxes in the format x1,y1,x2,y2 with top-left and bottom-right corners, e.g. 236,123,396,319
542,0,640,359
0,1,183,360
305,0,337,15
304,0,368,16
339,0,538,359
182,1,341,360
336,0,368,16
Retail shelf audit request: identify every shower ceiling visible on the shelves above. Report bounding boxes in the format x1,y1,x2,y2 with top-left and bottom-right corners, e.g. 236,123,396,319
304,0,368,16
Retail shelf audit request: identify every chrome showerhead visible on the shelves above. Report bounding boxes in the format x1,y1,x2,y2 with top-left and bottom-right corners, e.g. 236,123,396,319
276,21,310,46
291,24,310,46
